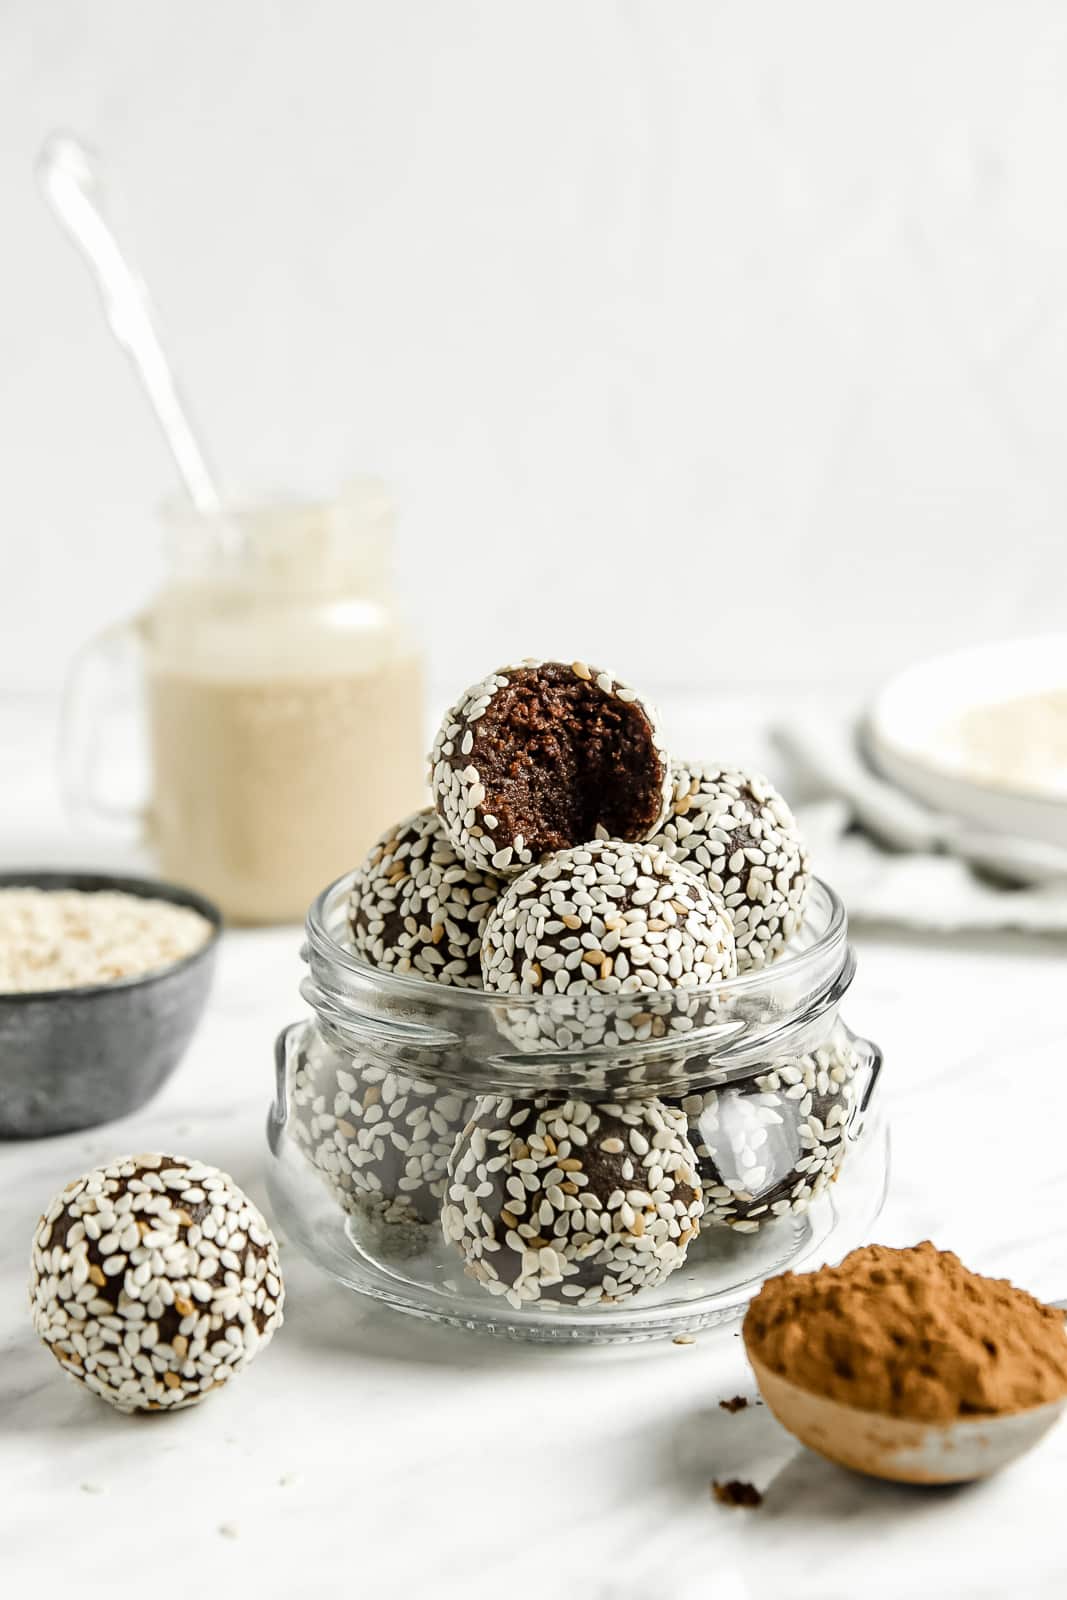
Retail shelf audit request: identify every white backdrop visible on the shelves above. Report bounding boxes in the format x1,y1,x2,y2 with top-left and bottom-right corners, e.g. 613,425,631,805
3,0,1066,702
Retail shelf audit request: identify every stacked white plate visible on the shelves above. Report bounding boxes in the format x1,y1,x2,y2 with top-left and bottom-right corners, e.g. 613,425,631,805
867,634,1067,867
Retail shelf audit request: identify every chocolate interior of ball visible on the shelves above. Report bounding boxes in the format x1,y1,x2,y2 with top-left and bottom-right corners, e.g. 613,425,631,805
472,664,665,854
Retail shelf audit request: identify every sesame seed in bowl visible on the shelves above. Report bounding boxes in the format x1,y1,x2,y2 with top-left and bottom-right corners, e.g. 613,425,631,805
0,871,221,1138
0,884,213,994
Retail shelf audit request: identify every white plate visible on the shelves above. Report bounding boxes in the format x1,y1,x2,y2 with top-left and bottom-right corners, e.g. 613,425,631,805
867,634,1067,853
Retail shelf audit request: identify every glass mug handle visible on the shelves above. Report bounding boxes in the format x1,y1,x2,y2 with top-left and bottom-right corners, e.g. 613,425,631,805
59,617,150,840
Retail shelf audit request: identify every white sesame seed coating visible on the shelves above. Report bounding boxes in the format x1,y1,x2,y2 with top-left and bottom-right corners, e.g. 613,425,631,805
677,1040,859,1231
348,808,502,988
289,1028,471,1226
29,1155,283,1413
429,660,673,876
442,1096,704,1309
480,840,736,1050
650,763,809,973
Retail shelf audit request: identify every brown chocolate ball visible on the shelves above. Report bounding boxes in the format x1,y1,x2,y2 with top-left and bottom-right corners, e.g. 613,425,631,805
651,763,809,972
289,1027,470,1226
29,1155,283,1412
678,1040,859,1231
480,840,736,1051
348,808,502,988
442,1095,704,1309
429,659,672,876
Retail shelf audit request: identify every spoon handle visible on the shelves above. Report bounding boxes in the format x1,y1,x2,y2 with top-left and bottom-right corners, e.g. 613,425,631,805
36,133,225,521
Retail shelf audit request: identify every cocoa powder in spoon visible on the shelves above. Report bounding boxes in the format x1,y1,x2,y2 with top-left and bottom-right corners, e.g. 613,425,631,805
744,1242,1067,1422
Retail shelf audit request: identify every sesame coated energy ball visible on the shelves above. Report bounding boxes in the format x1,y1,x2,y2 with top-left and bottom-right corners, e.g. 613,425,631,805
348,808,502,987
29,1155,283,1413
650,763,809,972
480,841,736,1050
289,1026,470,1227
429,659,673,876
442,1095,704,1310
678,1040,859,1232
479,844,739,1056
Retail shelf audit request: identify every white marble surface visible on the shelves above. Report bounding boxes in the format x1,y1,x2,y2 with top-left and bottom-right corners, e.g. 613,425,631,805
3,697,1067,1599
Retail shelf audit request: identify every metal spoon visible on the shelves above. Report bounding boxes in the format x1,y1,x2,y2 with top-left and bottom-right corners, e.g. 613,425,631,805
747,1303,1067,1485
36,133,240,552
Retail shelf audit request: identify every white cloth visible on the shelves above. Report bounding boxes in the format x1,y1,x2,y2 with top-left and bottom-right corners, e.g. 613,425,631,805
772,715,1067,933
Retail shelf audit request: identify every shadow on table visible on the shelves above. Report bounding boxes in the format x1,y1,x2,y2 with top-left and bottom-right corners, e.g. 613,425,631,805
671,1398,977,1521
279,1264,695,1371
5,1328,206,1445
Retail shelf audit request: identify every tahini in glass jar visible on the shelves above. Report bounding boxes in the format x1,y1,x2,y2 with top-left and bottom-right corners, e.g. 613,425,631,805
62,480,425,923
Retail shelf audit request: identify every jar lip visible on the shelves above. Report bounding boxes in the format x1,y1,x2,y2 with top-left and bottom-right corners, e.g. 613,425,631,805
304,868,848,1012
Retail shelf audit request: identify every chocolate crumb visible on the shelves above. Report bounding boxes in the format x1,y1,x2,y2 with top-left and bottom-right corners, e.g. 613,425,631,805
718,1395,749,1413
712,1479,763,1508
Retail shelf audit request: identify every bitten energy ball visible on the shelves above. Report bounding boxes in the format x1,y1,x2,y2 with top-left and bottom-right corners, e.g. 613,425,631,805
348,808,502,987
651,763,809,972
481,841,736,1050
430,659,672,876
442,1096,704,1310
678,1041,859,1232
289,1027,470,1226
29,1155,283,1412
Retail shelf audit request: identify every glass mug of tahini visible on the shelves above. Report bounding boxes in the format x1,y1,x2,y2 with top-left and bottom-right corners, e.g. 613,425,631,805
60,480,426,924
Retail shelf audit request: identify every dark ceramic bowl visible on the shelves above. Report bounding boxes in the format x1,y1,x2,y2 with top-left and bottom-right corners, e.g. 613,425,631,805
0,870,221,1139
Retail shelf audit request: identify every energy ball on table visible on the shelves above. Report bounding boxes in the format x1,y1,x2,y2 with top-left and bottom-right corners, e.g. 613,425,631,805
679,1041,859,1233
289,1027,469,1227
430,659,672,876
651,763,809,972
480,840,736,1050
442,1096,704,1310
348,808,502,987
29,1155,283,1413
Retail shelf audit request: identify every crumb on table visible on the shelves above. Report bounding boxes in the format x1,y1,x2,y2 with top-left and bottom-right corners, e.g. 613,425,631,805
712,1479,763,1508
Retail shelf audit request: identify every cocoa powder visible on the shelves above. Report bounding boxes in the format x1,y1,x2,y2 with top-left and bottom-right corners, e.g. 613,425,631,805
743,1242,1067,1422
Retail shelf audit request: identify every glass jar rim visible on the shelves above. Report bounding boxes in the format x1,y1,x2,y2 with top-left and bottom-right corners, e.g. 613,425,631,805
304,867,848,1012
299,869,855,1098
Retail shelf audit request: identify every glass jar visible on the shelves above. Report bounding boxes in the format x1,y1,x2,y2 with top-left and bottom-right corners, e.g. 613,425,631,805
61,480,425,923
266,871,888,1343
